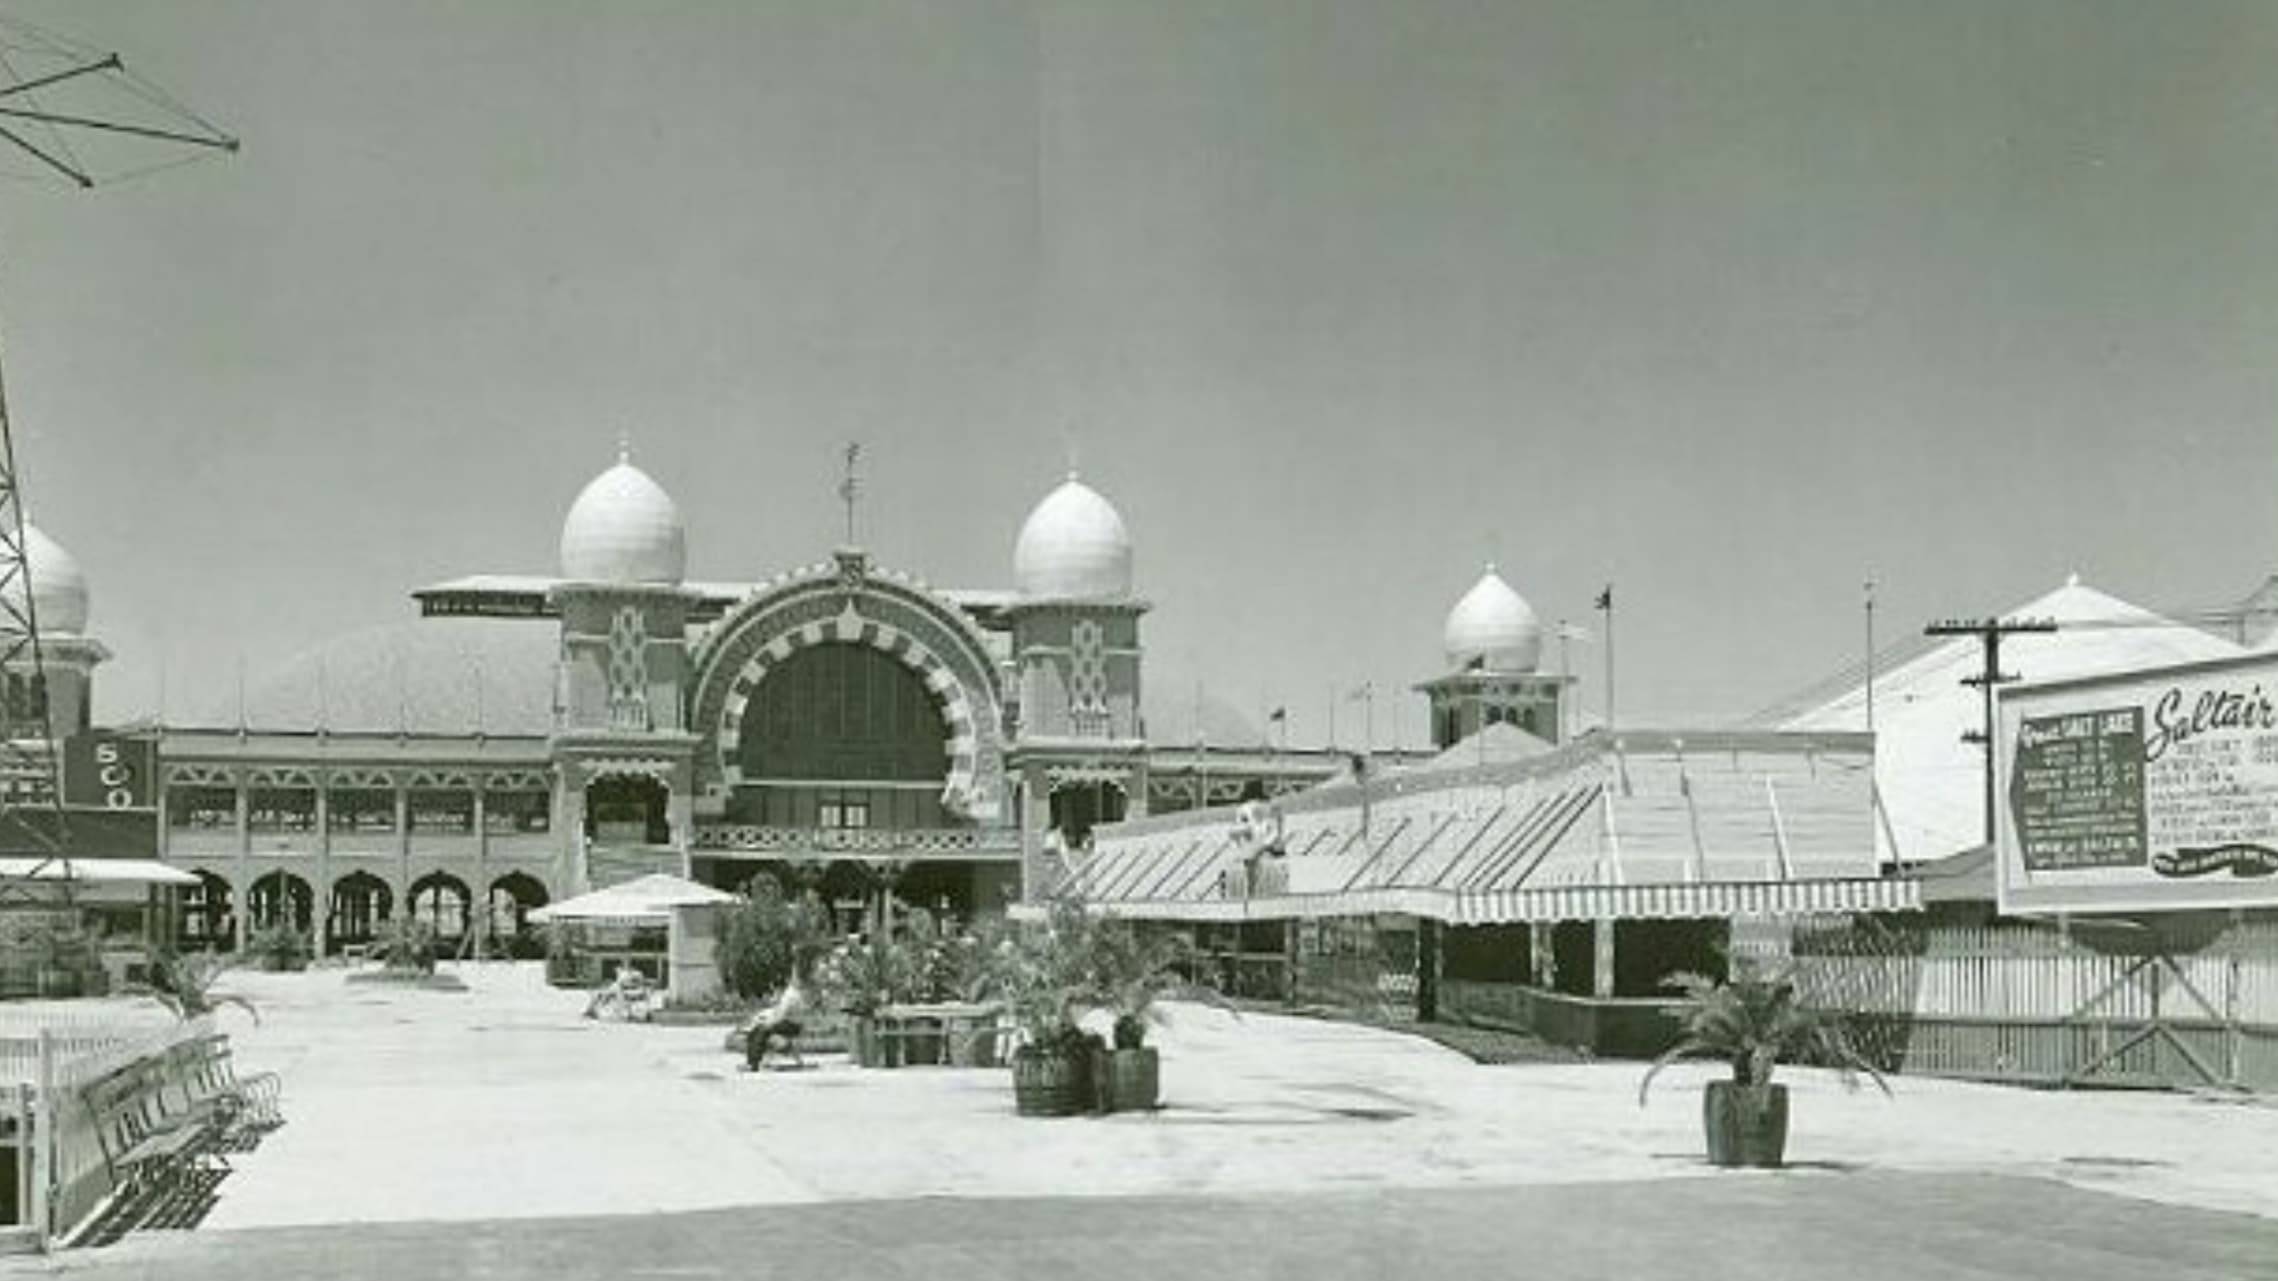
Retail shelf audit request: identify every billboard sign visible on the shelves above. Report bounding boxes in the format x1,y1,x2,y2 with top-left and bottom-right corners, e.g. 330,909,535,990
1996,649,2278,915
63,732,157,811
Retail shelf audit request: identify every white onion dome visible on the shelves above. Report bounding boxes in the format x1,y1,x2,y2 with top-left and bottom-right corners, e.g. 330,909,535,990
3,523,89,635
558,449,686,585
1014,473,1133,600
1443,565,1541,673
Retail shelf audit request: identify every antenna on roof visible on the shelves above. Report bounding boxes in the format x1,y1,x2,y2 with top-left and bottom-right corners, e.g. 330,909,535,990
837,441,862,547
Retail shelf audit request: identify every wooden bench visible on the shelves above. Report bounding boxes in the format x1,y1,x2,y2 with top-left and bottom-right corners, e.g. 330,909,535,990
874,1003,1008,1067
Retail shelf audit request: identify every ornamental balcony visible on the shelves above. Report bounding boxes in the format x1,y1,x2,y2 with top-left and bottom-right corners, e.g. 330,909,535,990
690,824,1020,861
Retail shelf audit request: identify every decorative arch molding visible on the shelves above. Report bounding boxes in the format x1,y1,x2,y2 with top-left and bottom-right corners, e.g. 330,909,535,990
689,558,1006,821
581,758,677,785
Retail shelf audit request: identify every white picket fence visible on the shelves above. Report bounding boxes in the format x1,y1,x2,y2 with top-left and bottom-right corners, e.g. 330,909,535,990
0,1016,212,1252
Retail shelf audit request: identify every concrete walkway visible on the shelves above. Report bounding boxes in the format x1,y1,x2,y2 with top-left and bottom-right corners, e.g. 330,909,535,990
127,961,2278,1231
13,1173,2277,1281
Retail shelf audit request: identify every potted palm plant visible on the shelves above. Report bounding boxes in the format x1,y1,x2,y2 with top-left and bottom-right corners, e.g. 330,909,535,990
991,901,1099,1116
821,934,916,1067
1084,920,1231,1112
135,950,260,1023
1637,962,1889,1168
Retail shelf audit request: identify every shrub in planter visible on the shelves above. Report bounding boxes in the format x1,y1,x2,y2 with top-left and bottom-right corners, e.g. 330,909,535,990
715,879,832,1000
133,950,258,1023
1637,962,1887,1168
1086,920,1232,1112
816,933,918,1067
367,917,438,976
248,923,314,972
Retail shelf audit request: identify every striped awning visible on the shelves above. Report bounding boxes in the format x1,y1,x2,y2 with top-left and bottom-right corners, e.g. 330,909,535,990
1076,876,1920,925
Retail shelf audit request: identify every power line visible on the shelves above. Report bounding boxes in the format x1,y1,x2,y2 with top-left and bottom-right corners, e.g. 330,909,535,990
1924,616,2060,846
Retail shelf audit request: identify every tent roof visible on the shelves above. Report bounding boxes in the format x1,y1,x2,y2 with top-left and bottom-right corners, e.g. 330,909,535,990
529,873,736,923
1783,577,2243,867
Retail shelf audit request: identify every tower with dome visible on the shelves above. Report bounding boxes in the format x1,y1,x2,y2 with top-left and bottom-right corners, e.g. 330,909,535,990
1415,565,1572,749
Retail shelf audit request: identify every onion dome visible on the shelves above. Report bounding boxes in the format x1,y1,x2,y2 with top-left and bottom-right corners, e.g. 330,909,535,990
558,447,686,585
1014,473,1133,600
1443,564,1542,673
2,522,89,635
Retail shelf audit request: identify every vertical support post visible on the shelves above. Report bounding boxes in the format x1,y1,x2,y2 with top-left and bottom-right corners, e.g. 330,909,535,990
230,776,249,951
1415,917,1440,1024
394,782,411,924
30,1031,51,1250
471,785,489,961
1593,918,1616,999
313,779,331,958
1284,918,1299,1009
1530,922,1555,991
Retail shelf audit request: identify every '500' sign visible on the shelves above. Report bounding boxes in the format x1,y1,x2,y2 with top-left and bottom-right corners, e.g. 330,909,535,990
91,740,138,809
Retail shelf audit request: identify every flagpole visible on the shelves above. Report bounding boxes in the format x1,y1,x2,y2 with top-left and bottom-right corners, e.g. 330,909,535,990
1863,576,1876,734
1596,586,1616,736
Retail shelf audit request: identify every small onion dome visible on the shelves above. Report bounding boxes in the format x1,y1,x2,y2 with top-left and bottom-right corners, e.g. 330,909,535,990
2,522,89,635
1443,564,1542,673
1014,473,1133,600
558,448,686,585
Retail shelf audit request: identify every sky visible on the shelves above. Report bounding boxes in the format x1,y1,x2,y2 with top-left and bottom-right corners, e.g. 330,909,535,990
0,0,2273,750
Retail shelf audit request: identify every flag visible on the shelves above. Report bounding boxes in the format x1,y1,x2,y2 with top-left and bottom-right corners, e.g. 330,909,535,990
1267,707,1286,723
1594,585,1613,611
1345,683,1374,703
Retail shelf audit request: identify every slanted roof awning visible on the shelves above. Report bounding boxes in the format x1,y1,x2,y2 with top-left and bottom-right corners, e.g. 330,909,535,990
0,858,200,886
1077,877,1919,924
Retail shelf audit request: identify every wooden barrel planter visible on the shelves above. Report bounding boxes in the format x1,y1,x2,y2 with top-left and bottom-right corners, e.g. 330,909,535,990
1011,1045,1088,1116
1702,1082,1789,1168
1102,1047,1160,1113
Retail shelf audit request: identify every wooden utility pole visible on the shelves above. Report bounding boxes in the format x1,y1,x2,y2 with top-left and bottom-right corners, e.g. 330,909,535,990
1924,616,2060,844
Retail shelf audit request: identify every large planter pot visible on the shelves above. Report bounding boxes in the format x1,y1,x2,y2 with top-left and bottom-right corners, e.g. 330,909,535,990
1102,1046,1160,1113
1011,1045,1088,1117
851,1015,884,1068
1703,1081,1789,1168
903,1019,944,1067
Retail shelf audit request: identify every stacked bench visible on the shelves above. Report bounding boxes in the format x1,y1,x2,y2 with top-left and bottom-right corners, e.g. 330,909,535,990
79,1033,282,1222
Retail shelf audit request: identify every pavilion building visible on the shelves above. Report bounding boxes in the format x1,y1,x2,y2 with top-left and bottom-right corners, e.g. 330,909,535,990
84,452,1343,957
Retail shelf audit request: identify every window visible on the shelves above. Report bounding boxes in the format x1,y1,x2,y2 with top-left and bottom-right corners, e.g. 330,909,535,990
326,787,396,834
168,785,237,829
246,787,316,833
482,789,551,834
818,795,870,830
2,672,46,732
408,788,474,835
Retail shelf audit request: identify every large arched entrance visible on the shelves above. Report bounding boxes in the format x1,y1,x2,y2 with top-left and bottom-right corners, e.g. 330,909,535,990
248,870,314,935
409,871,471,953
329,871,393,954
487,872,549,958
183,871,231,951
729,642,953,828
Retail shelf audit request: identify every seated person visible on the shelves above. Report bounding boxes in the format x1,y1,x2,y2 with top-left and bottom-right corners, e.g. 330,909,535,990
584,964,650,1021
741,974,810,1070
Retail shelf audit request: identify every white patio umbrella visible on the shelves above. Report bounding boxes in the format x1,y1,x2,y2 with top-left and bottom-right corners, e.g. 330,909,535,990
527,873,736,926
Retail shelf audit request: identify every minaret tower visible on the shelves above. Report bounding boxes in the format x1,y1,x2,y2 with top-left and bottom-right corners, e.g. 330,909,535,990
1003,472,1148,894
1417,565,1571,748
548,443,698,893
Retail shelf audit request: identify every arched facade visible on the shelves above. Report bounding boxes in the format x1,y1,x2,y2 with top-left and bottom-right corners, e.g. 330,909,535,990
689,553,1008,823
